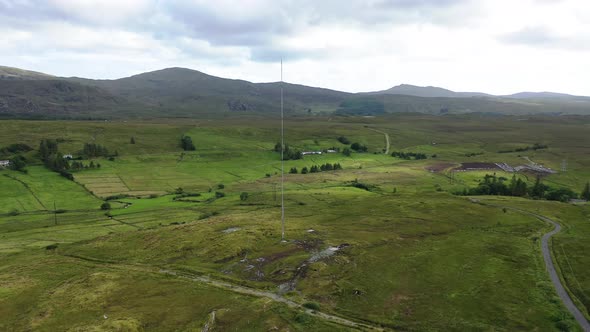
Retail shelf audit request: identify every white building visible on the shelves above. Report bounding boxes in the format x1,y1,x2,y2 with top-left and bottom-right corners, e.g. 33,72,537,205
0,160,10,167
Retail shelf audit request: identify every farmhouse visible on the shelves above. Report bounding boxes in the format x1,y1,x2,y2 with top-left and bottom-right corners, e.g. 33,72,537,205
302,151,322,155
63,154,73,159
0,160,10,167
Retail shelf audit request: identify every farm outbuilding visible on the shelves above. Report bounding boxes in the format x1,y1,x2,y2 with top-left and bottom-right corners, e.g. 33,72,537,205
0,160,10,167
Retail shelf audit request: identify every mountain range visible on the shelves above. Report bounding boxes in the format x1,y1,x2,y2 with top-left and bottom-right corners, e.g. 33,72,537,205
1,65,589,119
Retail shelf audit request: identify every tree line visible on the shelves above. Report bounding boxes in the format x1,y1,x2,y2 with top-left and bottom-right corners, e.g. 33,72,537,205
39,139,73,180
274,142,302,160
455,174,588,203
70,160,101,170
290,163,343,174
498,143,548,153
82,143,110,158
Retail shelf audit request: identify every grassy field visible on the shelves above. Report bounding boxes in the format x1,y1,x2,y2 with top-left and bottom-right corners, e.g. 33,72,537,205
1,114,589,331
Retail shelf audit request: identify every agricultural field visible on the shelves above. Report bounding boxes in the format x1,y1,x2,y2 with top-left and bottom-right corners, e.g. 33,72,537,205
1,114,589,331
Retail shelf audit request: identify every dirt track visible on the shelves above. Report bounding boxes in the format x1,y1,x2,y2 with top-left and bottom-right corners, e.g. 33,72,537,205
367,128,390,154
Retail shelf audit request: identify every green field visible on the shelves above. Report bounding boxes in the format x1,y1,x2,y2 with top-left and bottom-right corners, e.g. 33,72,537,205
1,114,589,331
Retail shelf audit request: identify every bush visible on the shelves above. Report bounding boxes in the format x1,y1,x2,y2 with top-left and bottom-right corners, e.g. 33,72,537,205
294,312,312,325
100,202,111,210
350,142,368,152
105,194,130,201
240,192,249,201
337,136,350,145
302,302,320,311
181,135,196,151
215,191,225,199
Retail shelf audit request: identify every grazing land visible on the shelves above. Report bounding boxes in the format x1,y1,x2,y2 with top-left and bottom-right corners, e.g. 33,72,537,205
1,114,589,331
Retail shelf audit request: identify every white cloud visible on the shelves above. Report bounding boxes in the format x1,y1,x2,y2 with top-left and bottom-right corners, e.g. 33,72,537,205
0,0,589,95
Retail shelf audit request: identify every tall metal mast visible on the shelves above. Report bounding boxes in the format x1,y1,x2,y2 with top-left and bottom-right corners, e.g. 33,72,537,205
280,59,285,242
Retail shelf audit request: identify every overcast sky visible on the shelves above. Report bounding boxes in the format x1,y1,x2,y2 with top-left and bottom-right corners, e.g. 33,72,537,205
1,0,589,95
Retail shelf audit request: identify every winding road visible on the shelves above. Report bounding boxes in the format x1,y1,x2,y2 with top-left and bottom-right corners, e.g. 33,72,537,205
486,204,590,331
367,128,390,155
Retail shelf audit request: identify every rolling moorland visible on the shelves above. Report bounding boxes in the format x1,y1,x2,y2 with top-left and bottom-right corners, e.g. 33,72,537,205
1,67,590,331
3,65,590,119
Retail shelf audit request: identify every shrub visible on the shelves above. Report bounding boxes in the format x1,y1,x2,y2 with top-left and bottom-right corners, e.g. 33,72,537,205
337,136,350,144
350,142,368,152
100,202,111,210
302,302,320,310
240,192,249,201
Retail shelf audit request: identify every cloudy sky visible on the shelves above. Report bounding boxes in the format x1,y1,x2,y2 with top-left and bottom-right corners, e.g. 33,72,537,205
1,0,589,95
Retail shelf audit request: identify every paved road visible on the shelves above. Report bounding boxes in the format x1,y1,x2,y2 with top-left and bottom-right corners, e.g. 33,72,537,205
488,205,590,331
367,128,390,154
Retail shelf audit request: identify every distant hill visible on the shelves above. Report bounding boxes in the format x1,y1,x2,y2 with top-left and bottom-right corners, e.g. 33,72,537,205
70,67,350,116
503,91,590,100
0,79,128,119
370,84,491,98
0,66,55,80
1,65,590,118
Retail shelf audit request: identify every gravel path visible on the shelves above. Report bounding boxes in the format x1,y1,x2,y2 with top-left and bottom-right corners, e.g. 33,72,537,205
160,269,384,331
61,254,383,331
367,128,390,154
486,204,590,331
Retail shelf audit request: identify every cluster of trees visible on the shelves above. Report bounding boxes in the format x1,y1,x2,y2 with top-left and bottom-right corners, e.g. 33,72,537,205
291,163,343,174
391,151,428,160
456,174,585,203
337,136,368,154
82,143,110,158
274,142,302,160
498,143,548,153
39,139,73,180
70,160,101,170
39,139,59,160
350,142,368,152
0,143,32,157
8,155,27,172
181,135,196,151
337,136,351,144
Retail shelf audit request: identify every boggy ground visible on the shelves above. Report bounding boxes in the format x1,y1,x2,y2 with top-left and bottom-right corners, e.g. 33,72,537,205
1,114,589,331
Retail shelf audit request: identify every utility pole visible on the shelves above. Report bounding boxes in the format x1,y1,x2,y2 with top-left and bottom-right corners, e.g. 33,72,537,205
280,58,286,243
561,159,567,172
